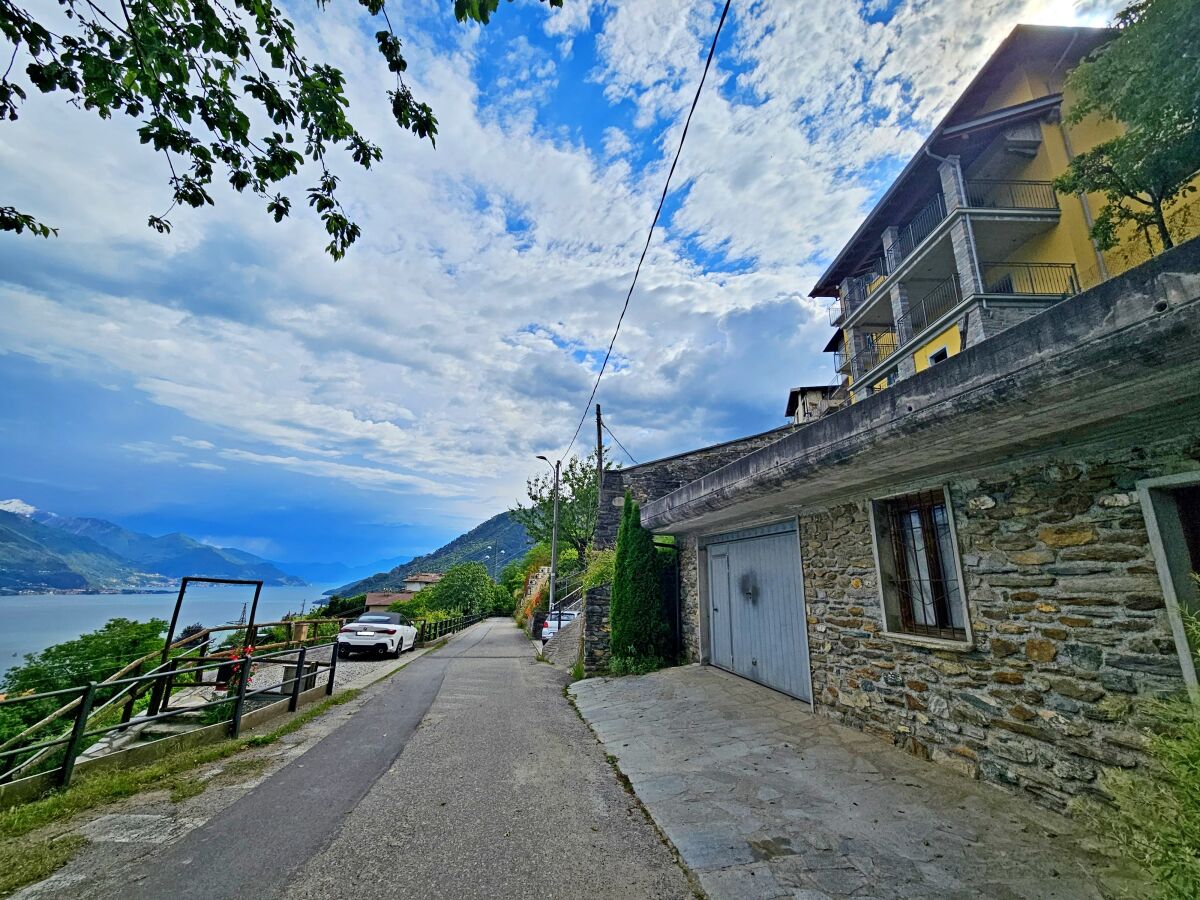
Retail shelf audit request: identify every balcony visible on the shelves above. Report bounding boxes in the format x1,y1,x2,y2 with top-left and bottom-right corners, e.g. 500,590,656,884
896,276,963,340
849,332,900,381
830,258,887,325
884,194,947,272
965,179,1058,210
979,261,1079,297
834,348,851,374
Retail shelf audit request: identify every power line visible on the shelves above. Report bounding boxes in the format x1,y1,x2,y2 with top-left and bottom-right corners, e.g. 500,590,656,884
602,421,638,465
561,0,734,459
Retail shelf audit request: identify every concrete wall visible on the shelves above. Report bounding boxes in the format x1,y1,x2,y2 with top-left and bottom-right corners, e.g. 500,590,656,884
595,426,797,549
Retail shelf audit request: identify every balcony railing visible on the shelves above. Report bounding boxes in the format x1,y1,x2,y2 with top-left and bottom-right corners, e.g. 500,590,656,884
884,194,947,272
896,275,964,340
980,261,1079,297
834,348,851,374
831,258,888,324
965,179,1058,210
849,332,900,381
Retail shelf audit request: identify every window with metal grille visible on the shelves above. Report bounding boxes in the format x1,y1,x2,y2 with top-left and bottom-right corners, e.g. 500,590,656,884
874,489,968,642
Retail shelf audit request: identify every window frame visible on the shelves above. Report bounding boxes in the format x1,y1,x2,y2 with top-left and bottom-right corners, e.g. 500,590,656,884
868,485,974,650
1137,472,1200,694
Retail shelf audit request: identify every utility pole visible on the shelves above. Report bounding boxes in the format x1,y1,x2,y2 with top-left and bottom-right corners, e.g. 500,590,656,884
595,404,604,502
536,455,562,629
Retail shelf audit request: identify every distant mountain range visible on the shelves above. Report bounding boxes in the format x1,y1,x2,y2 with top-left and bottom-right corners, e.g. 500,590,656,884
330,511,530,596
0,500,304,594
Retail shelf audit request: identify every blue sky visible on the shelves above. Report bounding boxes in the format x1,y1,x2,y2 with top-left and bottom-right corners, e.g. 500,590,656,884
0,0,1116,571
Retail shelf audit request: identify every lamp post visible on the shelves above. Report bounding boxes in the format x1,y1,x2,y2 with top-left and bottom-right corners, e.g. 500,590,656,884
536,454,561,634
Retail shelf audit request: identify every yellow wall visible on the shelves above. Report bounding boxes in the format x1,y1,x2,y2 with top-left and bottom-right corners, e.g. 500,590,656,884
913,324,962,372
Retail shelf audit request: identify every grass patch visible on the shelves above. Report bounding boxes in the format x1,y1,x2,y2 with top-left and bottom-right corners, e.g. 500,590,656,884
0,834,87,896
0,688,363,842
570,660,585,682
244,688,360,747
168,778,206,803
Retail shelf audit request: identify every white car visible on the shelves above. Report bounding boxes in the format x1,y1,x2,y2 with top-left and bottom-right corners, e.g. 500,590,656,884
541,610,578,643
337,613,418,659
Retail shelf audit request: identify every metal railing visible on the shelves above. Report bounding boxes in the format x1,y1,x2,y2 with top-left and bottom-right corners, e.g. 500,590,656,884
980,261,1079,297
833,348,851,374
831,258,888,324
896,275,964,340
965,179,1058,210
849,331,900,380
884,194,947,271
0,614,357,786
415,613,483,643
0,641,341,790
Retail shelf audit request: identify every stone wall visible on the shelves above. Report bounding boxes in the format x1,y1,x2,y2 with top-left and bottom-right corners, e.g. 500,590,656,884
583,585,612,675
678,536,701,663
798,436,1195,812
594,426,796,549
542,615,582,669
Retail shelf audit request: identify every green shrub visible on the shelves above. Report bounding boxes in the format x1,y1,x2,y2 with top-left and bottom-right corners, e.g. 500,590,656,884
583,547,616,589
1081,601,1200,897
608,491,668,672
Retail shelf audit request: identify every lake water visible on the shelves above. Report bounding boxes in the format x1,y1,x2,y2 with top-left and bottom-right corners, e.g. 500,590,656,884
0,583,338,679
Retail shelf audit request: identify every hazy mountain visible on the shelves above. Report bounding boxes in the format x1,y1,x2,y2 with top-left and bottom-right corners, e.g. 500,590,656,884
0,501,304,593
0,509,167,593
330,511,530,596
278,556,411,587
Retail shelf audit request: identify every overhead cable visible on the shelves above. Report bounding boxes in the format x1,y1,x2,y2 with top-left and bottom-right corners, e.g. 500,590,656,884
560,0,734,459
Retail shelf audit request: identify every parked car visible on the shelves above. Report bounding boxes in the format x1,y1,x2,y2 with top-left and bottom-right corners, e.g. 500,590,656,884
541,610,578,643
337,612,418,659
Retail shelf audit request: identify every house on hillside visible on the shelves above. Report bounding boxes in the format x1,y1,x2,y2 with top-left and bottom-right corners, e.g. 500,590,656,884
584,25,1200,813
402,572,442,593
365,591,413,611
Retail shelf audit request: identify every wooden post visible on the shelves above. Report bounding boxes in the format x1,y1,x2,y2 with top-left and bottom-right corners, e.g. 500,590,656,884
289,646,307,712
229,653,252,738
60,682,96,788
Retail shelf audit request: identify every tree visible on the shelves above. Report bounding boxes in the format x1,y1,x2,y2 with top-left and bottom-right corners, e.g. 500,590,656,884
1053,0,1200,252
510,450,612,563
0,617,167,743
608,491,667,669
0,0,562,257
418,561,493,616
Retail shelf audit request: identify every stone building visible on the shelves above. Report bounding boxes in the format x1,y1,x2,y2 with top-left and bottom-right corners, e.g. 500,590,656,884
575,23,1200,811
623,241,1200,812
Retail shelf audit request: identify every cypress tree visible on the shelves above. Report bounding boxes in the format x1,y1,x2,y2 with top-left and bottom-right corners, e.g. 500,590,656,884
609,491,668,667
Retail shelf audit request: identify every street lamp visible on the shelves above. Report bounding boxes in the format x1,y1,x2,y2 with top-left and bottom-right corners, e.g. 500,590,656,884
536,454,561,634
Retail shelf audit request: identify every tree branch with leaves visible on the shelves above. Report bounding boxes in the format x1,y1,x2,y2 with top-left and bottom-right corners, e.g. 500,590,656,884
0,0,563,257
1053,0,1200,254
510,449,613,564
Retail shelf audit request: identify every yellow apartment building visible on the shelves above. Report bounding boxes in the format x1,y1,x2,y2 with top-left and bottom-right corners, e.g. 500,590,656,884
812,25,1200,400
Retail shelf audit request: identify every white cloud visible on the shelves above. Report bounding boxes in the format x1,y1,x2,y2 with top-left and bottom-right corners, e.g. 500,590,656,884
0,0,1116,526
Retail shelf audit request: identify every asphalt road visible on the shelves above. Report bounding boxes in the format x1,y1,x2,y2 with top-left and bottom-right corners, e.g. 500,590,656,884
93,619,692,900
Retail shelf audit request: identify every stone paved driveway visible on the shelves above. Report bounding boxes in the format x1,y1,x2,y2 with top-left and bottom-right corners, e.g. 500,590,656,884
570,665,1145,900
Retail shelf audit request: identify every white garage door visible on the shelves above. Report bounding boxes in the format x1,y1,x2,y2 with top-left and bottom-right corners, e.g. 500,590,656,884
706,521,812,702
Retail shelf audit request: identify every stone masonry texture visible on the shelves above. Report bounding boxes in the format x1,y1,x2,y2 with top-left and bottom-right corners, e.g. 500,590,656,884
788,435,1195,812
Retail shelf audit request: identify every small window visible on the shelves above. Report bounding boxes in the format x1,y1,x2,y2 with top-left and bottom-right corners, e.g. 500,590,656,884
872,488,968,642
928,347,949,365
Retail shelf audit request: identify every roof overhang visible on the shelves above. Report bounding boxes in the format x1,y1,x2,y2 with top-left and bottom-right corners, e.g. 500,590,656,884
646,241,1200,534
